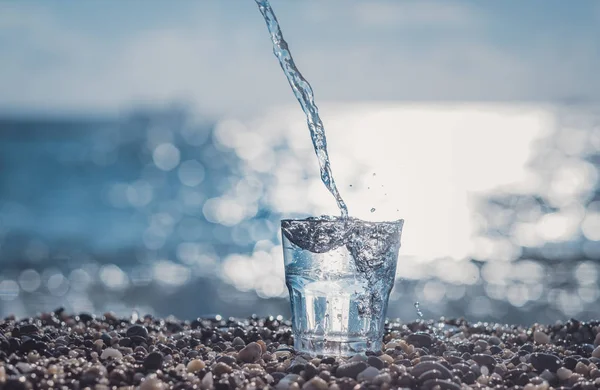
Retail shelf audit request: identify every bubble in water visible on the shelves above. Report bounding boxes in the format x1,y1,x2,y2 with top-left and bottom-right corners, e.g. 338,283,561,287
414,302,424,318
370,208,376,213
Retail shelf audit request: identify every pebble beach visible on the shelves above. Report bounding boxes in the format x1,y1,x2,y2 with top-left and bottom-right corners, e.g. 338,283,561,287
1,310,600,389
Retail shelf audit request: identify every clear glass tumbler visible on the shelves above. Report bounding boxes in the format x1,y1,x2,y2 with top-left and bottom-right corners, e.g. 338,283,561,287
281,217,403,355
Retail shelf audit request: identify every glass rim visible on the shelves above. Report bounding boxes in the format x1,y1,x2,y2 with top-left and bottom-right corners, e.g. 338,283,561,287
280,217,404,227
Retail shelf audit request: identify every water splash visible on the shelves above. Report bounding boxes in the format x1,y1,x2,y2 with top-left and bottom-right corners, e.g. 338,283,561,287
254,0,348,217
414,301,424,318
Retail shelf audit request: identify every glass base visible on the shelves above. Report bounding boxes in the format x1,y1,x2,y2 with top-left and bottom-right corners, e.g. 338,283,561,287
294,334,382,356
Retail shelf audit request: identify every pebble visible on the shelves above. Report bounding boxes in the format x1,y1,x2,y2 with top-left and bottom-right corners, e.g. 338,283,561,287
422,379,461,390
367,355,384,369
277,374,302,390
186,359,206,373
593,346,600,358
556,367,573,381
19,324,39,335
530,352,562,373
380,354,393,364
126,324,149,339
471,354,496,369
336,361,367,379
411,361,452,379
232,337,245,347
356,366,379,382
144,351,164,370
213,362,232,376
15,362,31,373
100,347,123,360
406,332,433,348
202,372,213,389
534,331,550,344
373,372,392,385
349,354,367,362
303,376,328,390
140,376,165,390
577,362,590,375
238,342,262,363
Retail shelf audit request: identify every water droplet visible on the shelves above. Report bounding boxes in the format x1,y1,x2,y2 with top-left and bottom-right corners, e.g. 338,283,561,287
368,187,370,190
370,208,376,213
414,302,423,318
372,173,376,177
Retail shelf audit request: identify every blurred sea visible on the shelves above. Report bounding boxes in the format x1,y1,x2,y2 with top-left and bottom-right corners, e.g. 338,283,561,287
1,102,599,324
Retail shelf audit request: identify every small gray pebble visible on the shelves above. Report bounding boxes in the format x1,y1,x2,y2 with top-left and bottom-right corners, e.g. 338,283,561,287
232,337,245,347
357,366,379,382
336,361,367,379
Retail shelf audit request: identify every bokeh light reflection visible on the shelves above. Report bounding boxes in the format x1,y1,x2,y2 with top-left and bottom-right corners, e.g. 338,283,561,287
0,103,599,322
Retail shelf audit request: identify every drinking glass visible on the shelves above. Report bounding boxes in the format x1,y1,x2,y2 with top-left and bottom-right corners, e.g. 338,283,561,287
281,217,403,355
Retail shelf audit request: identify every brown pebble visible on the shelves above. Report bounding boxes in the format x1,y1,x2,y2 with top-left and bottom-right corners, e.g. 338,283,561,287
213,362,233,376
576,362,589,376
238,342,262,363
256,339,267,353
378,354,392,365
186,359,206,373
533,331,550,345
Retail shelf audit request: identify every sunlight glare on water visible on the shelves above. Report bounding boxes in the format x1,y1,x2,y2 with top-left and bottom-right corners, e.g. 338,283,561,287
224,103,549,262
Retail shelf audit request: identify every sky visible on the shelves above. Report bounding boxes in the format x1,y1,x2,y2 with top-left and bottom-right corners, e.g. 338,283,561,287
0,0,599,117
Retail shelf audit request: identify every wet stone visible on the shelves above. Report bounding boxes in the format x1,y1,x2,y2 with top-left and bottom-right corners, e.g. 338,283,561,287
471,354,496,369
422,379,461,390
232,337,245,347
367,355,384,369
406,332,433,348
238,342,262,363
356,366,379,382
303,376,328,390
143,351,163,370
217,354,237,366
212,362,232,376
126,324,148,339
18,325,39,335
530,352,562,373
412,361,453,379
336,361,367,379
